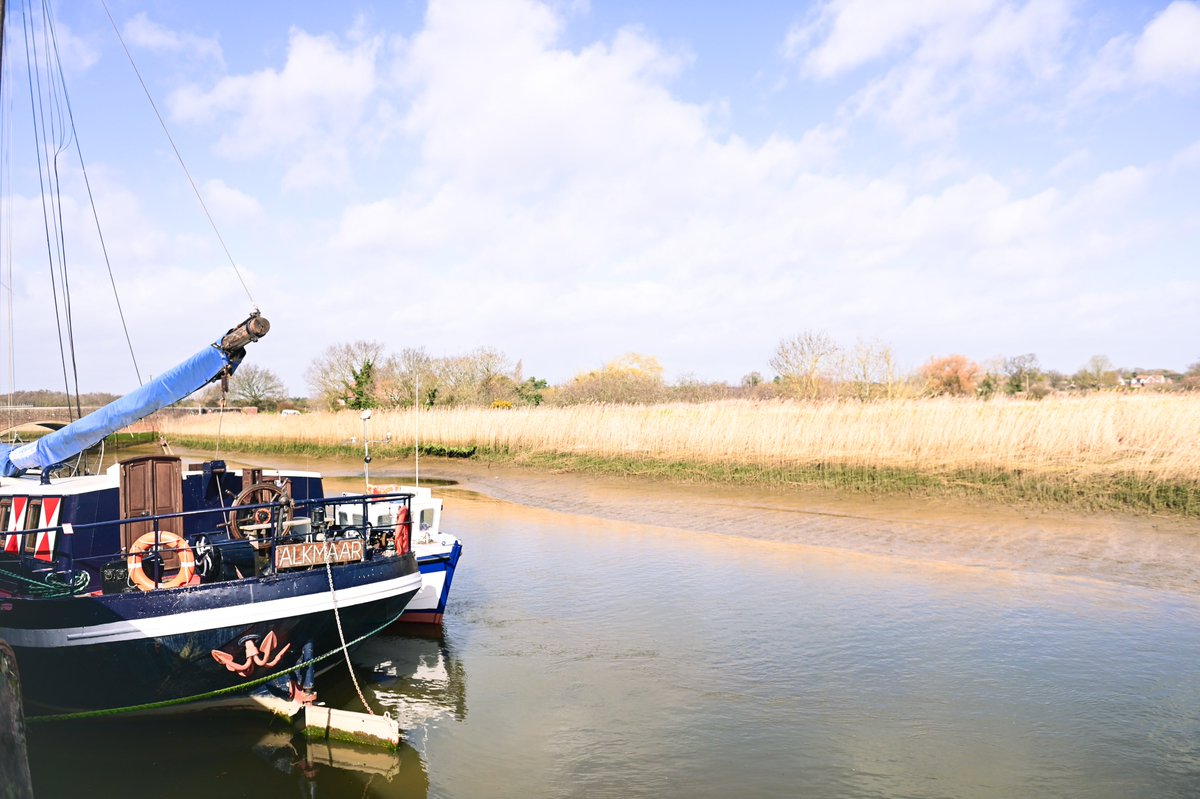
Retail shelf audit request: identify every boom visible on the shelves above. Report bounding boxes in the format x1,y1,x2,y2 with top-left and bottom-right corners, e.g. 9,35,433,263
1,314,269,477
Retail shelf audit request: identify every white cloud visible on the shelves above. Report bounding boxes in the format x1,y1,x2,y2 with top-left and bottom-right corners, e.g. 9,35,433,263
1077,0,1200,98
1171,139,1200,170
13,0,1193,392
123,13,222,62
1132,0,1200,86
168,29,383,189
302,0,1184,381
11,18,100,75
787,0,999,79
202,179,263,224
785,0,1073,139
1048,148,1091,178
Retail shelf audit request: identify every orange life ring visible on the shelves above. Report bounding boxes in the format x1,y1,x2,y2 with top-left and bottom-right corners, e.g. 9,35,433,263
127,531,195,592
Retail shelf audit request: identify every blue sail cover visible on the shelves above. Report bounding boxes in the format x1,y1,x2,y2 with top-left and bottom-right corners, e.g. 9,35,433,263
2,344,237,477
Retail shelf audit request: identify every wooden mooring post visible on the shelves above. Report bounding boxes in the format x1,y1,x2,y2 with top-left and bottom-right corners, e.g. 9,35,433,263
0,640,35,799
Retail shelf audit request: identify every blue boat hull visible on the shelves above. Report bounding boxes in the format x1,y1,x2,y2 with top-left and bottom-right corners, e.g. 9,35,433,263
0,553,421,712
397,541,463,625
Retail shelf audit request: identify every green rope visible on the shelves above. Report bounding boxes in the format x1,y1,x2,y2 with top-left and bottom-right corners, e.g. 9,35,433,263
26,605,407,723
0,566,77,598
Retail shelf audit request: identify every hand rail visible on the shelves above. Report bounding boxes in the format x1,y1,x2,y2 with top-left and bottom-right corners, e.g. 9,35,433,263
0,490,416,595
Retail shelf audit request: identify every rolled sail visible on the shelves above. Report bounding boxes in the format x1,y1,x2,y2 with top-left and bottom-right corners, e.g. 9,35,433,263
1,314,268,477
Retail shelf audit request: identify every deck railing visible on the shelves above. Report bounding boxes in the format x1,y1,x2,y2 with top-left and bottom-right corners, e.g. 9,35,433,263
0,490,415,596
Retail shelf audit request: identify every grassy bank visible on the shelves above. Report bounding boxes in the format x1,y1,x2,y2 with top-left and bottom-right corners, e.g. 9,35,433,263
158,395,1200,516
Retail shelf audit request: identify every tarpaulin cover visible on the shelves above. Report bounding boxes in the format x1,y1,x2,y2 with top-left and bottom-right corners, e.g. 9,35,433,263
1,344,236,477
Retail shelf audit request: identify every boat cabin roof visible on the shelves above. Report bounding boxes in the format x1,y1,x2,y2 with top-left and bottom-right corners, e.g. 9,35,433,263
0,470,118,497
0,462,323,497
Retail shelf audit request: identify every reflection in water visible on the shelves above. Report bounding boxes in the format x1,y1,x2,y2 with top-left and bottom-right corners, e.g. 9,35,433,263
24,481,1200,799
26,633,468,798
352,630,468,735
27,711,431,799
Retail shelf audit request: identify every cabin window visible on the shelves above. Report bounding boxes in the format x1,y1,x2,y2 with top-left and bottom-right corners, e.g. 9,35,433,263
23,499,42,554
420,509,434,531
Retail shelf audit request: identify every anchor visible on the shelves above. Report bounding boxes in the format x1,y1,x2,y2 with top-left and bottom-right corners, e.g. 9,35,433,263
211,630,290,678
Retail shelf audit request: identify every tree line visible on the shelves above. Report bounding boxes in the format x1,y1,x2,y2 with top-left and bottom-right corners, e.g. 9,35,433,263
240,334,1200,410
0,389,121,408
12,335,1197,412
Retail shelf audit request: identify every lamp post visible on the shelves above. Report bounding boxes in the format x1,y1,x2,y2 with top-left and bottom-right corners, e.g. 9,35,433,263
414,373,420,487
361,409,372,489
347,410,390,491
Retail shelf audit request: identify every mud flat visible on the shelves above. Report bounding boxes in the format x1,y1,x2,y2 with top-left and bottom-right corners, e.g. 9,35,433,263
412,458,1200,598
167,443,1200,599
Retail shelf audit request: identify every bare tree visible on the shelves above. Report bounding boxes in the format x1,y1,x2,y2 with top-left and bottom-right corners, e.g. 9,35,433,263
375,348,437,408
770,330,840,399
1003,353,1041,395
229,364,288,411
305,340,386,410
421,347,516,407
1074,354,1116,390
845,338,897,401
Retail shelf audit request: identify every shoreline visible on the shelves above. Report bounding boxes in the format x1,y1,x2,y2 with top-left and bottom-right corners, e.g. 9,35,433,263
161,443,1200,599
156,433,1200,518
416,458,1200,600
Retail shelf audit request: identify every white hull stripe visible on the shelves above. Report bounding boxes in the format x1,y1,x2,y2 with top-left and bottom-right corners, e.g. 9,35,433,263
404,570,448,613
0,571,423,649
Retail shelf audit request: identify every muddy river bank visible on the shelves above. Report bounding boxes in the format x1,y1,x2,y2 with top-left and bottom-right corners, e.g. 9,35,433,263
26,446,1200,798
216,447,1199,598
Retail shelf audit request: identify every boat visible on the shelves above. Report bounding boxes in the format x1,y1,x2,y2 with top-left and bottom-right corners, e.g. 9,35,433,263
0,319,426,713
359,484,462,625
0,4,424,715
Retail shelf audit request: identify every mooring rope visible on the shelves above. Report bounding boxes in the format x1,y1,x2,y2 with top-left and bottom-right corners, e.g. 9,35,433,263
326,555,376,716
26,595,404,723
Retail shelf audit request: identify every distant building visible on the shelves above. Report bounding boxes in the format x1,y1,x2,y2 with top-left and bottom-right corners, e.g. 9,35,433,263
1123,372,1170,388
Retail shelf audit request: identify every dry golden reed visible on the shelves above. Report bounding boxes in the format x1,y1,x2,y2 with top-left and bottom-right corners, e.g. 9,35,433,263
160,394,1200,482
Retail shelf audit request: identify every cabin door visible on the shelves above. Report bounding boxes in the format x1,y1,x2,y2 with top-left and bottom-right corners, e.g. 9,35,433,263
119,455,184,552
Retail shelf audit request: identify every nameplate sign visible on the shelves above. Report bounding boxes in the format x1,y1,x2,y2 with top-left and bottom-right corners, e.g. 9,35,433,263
275,540,364,570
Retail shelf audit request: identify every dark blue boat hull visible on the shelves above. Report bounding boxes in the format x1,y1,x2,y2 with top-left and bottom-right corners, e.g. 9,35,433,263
1,553,421,713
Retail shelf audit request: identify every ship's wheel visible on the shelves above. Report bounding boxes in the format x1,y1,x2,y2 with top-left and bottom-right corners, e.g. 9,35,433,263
229,481,294,550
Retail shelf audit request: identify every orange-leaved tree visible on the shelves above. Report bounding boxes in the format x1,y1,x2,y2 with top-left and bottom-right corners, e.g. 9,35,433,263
919,355,981,397
555,353,667,404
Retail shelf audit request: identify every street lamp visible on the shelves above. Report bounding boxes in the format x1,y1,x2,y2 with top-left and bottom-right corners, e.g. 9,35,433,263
361,409,372,488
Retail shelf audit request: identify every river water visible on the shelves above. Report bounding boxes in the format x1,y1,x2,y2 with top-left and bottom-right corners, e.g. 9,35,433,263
25,456,1200,798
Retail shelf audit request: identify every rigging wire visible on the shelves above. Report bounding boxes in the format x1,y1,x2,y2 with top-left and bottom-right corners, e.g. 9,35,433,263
21,4,75,420
38,0,82,419
99,0,258,310
41,0,142,386
1,10,15,435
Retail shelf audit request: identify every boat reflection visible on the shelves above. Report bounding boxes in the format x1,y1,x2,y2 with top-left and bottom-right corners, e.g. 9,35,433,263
27,633,466,798
28,713,427,798
252,726,431,798
350,630,468,738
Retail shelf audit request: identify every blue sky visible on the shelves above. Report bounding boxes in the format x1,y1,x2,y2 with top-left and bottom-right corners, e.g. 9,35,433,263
2,0,1198,395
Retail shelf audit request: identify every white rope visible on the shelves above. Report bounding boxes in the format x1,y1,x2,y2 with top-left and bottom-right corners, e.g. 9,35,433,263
324,553,374,715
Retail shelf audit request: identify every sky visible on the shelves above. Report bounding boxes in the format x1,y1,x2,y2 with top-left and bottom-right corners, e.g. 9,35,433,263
1,0,1198,396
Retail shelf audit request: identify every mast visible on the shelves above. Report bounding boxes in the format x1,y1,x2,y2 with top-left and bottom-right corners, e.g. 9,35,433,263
1,0,6,88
